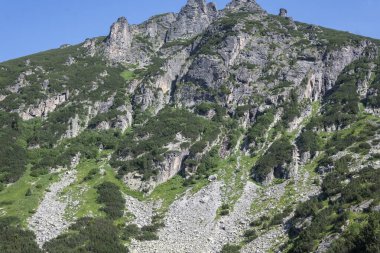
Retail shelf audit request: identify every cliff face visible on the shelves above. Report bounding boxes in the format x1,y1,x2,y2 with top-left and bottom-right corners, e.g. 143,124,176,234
1,1,380,252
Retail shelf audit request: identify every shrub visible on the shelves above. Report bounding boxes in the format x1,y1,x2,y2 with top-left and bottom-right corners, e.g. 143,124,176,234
0,112,27,184
252,137,293,182
221,244,242,253
0,217,41,253
220,204,230,216
96,182,125,220
296,130,322,156
247,109,275,145
83,168,98,182
244,229,258,242
44,218,127,253
123,224,140,240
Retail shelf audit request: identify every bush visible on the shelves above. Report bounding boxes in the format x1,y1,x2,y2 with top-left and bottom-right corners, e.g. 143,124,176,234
247,109,275,145
252,137,293,182
221,244,242,253
123,224,140,240
296,130,322,156
0,112,27,184
44,218,127,253
282,90,301,127
112,107,220,180
83,168,98,182
25,188,32,197
244,229,258,242
321,59,370,128
220,204,230,216
97,182,125,220
0,217,41,253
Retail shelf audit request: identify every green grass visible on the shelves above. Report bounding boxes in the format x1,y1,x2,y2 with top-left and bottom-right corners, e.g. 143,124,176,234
63,155,144,220
0,166,59,226
149,175,187,212
120,70,136,81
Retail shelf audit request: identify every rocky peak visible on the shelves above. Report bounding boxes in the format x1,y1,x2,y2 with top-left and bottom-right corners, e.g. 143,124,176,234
165,0,217,42
104,16,132,62
279,8,288,17
226,0,264,13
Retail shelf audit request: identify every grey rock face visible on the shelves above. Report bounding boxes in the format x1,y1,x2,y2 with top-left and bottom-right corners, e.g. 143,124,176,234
279,8,288,17
166,0,217,42
19,92,69,120
137,13,177,45
184,56,227,89
124,147,189,193
226,0,265,13
104,17,132,62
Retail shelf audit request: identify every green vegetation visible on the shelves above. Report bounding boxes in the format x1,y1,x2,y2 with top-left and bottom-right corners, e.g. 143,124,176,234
96,182,125,220
244,229,258,242
184,146,220,185
193,12,251,56
327,212,380,253
162,37,197,49
0,5,380,253
0,168,59,225
149,175,186,211
219,203,230,216
221,244,242,253
0,45,127,111
317,26,380,51
123,223,162,241
322,59,371,128
247,108,275,146
29,129,121,175
252,137,293,183
134,56,166,79
44,218,128,253
296,129,322,156
281,90,301,127
0,217,41,253
287,159,380,253
0,112,27,183
112,107,220,180
120,70,135,81
365,57,380,108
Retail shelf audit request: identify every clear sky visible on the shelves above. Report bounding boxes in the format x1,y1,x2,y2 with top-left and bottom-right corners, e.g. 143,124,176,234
1,0,379,62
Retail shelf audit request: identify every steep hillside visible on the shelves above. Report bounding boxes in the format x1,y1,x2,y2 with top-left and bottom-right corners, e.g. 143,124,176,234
1,0,380,252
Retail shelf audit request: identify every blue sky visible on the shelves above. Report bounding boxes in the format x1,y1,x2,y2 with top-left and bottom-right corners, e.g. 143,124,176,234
1,0,379,62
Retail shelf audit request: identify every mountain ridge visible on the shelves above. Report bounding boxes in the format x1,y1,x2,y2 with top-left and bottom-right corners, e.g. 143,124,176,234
0,0,380,252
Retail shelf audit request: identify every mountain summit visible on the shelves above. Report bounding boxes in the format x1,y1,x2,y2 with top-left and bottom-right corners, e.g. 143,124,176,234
0,1,380,253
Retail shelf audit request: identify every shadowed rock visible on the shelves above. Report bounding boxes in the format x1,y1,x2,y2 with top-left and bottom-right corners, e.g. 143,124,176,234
279,8,288,17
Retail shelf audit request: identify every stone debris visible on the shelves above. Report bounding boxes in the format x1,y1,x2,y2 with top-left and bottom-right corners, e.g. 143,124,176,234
242,227,286,253
129,181,259,253
28,170,77,247
125,195,160,228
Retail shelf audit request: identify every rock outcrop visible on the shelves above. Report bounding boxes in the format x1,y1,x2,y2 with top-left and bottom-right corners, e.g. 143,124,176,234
279,8,288,17
104,17,133,62
166,0,217,42
226,0,265,13
20,92,69,120
124,149,189,193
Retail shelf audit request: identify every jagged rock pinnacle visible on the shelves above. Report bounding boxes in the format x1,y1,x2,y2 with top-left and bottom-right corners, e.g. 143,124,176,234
104,16,132,62
279,8,288,17
165,0,217,42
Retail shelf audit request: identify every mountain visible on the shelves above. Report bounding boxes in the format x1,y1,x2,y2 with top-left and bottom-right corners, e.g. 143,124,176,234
1,0,380,252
